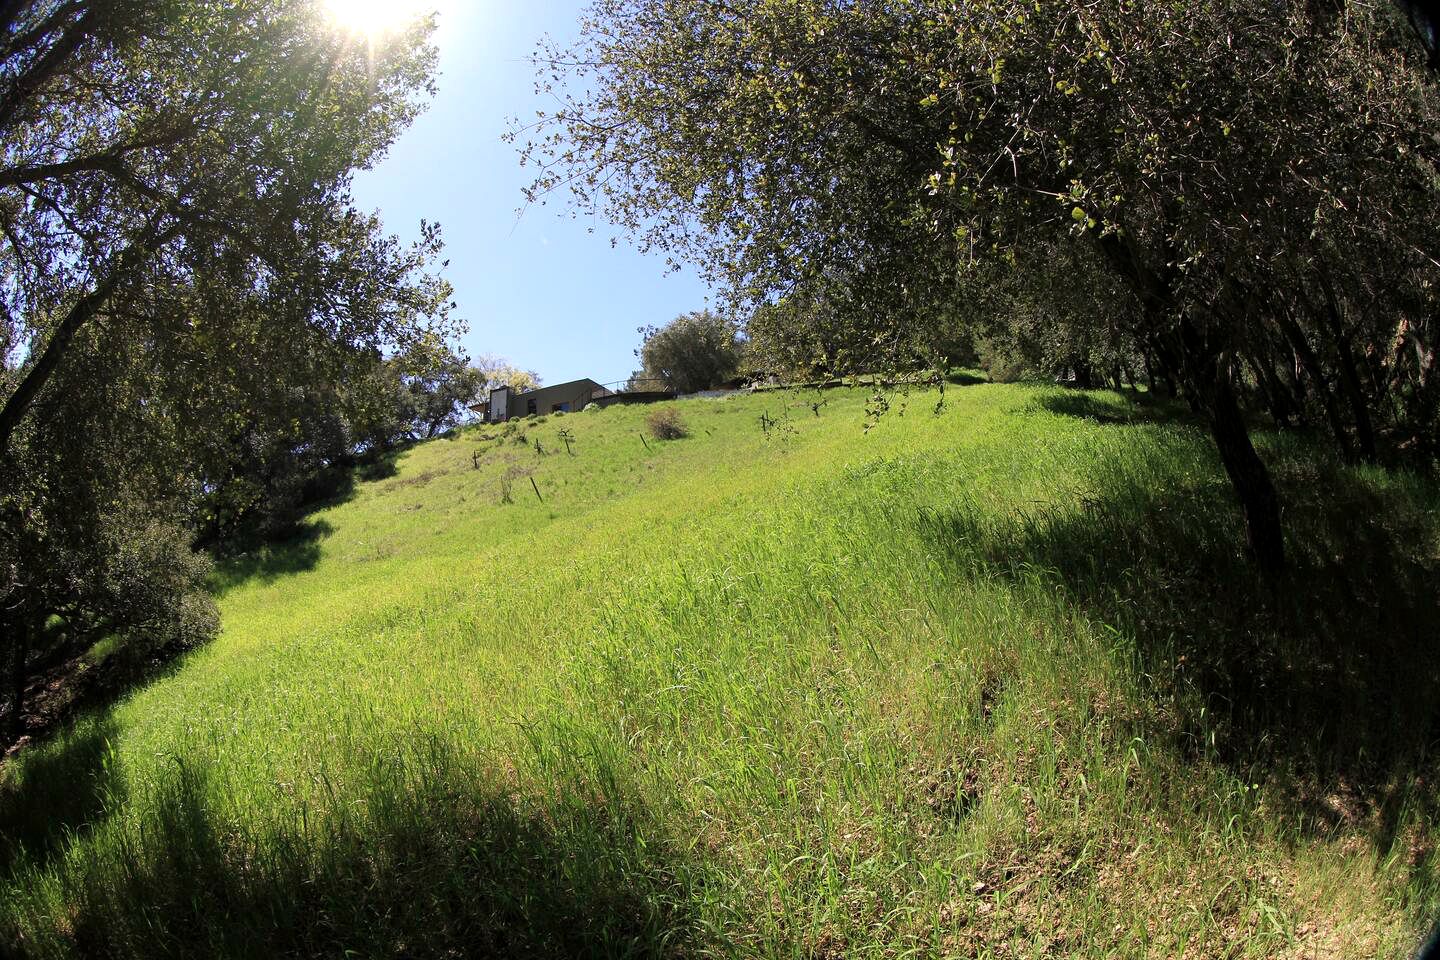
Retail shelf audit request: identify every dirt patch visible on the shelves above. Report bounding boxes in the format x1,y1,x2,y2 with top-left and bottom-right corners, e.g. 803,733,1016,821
910,763,983,821
2,641,181,762
382,469,441,492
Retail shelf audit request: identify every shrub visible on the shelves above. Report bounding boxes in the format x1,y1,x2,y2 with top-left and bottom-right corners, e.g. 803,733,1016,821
646,407,688,440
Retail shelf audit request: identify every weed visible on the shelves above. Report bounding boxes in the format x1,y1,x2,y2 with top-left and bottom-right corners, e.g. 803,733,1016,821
498,464,531,505
758,409,795,441
646,407,688,440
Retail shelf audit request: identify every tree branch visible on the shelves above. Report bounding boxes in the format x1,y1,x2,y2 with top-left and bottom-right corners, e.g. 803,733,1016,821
0,219,182,455
0,2,94,137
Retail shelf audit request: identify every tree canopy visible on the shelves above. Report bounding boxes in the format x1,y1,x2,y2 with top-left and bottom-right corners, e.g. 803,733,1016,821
0,0,455,740
522,0,1440,572
637,311,744,393
474,353,542,396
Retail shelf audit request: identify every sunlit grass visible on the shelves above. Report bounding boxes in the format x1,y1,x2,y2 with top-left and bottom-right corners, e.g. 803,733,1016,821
1,384,1436,957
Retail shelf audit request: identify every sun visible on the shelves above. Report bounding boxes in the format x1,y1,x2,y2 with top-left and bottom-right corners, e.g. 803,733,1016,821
322,0,430,38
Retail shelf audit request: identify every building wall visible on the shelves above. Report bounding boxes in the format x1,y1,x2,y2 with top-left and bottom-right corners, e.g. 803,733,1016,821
507,380,603,418
487,386,511,422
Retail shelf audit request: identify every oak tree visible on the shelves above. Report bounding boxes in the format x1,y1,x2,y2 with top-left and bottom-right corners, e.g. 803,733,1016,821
522,0,1440,571
0,0,455,738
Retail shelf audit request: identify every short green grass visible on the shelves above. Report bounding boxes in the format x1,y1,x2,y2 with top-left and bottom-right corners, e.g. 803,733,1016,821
2,383,1438,958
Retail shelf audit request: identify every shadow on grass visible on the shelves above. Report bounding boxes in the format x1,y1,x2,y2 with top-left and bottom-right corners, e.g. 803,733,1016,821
210,519,334,595
1033,388,1180,426
5,740,714,959
0,717,125,876
4,448,407,758
207,447,409,597
355,448,402,483
918,426,1440,850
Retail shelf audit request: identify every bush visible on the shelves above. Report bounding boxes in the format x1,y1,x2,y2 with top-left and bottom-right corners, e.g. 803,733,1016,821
102,515,219,660
646,407,688,440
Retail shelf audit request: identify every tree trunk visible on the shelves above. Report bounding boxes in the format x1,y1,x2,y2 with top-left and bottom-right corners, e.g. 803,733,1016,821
0,220,177,458
1314,273,1378,462
1274,305,1355,461
1330,334,1378,462
1307,272,1382,463
0,274,121,456
1207,378,1286,574
1244,348,1298,428
1149,347,1180,399
1096,232,1286,570
7,615,29,743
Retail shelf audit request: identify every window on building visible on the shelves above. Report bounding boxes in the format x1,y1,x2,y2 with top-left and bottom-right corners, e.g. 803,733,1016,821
526,398,537,415
553,402,570,413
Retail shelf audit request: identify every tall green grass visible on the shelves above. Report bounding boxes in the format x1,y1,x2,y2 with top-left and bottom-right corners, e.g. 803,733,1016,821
2,384,1437,958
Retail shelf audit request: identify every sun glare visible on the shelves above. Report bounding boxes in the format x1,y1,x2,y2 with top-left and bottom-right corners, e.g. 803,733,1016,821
322,0,430,38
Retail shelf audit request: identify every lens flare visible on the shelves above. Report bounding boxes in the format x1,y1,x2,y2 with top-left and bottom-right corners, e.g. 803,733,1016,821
322,0,430,38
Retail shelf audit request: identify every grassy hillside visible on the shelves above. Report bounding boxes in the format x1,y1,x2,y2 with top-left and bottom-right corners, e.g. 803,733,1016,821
2,383,1438,958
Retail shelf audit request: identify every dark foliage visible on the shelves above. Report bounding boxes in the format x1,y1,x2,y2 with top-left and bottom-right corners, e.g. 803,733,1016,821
646,407,689,440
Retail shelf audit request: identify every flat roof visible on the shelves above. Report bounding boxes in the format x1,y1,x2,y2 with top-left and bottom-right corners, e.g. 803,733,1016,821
511,378,602,397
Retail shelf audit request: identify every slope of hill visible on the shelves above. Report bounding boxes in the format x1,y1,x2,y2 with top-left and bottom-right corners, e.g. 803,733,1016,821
2,383,1437,958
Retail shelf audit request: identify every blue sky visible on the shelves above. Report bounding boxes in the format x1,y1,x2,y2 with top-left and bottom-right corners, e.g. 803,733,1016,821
349,1,713,388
